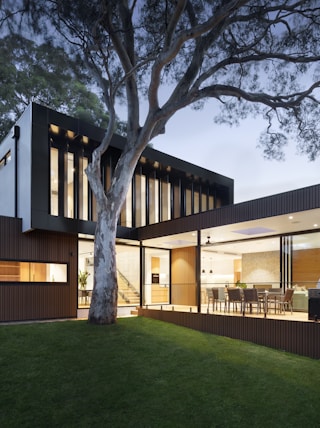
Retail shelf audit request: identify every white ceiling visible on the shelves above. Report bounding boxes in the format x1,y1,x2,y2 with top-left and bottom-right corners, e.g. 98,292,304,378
78,208,320,256
142,207,320,254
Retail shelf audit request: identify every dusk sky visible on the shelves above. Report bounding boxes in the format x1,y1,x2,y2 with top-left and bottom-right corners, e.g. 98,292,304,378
150,103,320,204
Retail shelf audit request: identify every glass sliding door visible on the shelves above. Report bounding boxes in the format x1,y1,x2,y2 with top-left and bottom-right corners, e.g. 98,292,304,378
78,240,141,308
116,245,140,306
144,248,170,305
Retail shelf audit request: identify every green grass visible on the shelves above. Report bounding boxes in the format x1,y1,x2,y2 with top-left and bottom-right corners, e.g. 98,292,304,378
1,317,319,428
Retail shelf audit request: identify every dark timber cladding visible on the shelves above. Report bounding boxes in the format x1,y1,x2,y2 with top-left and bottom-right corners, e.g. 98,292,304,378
0,216,78,322
138,308,320,360
136,183,320,240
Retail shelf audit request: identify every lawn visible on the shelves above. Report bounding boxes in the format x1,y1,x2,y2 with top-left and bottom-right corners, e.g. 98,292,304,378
0,316,319,428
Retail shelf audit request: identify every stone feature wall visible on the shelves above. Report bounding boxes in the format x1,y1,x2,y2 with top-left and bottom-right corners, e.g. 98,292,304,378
242,251,279,286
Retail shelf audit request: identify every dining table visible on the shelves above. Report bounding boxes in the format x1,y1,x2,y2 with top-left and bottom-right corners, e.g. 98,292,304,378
257,290,282,317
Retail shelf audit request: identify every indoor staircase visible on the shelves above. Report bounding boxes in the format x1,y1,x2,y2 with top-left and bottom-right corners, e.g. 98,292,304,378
117,269,140,306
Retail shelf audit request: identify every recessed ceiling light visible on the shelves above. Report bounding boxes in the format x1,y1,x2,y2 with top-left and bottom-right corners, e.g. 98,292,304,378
289,215,293,220
314,224,318,227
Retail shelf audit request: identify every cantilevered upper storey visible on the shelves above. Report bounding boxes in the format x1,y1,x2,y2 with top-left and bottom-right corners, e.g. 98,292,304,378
0,103,234,234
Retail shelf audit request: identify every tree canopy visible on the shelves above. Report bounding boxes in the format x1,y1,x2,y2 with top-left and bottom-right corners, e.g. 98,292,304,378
0,33,124,140
2,1,320,324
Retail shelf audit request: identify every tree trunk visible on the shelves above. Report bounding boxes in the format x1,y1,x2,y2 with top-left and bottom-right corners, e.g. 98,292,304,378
88,209,118,324
86,139,146,325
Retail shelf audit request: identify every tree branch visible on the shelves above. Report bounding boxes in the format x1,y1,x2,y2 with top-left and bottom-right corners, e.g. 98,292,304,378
102,2,140,141
148,0,248,112
196,82,320,109
164,0,188,47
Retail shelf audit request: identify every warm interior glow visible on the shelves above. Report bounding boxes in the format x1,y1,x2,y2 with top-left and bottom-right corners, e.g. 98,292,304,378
67,130,75,139
50,124,60,134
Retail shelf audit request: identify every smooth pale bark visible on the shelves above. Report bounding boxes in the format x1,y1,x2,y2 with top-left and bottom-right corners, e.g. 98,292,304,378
87,144,142,325
88,210,118,324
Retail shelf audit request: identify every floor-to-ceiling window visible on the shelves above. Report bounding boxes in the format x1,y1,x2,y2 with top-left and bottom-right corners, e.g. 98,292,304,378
65,151,74,218
50,147,59,216
193,185,200,214
78,239,141,308
144,248,170,305
199,231,320,312
201,237,280,308
291,232,320,311
185,184,192,216
79,156,89,220
135,173,146,227
148,175,159,225
161,178,171,221
116,244,140,306
120,181,133,227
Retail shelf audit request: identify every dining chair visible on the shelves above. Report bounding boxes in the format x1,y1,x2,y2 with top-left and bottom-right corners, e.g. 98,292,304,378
206,288,214,312
242,288,262,315
212,287,225,312
277,288,294,314
266,288,282,313
226,288,242,313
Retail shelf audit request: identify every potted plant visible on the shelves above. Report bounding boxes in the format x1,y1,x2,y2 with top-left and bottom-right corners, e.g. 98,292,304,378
78,270,90,290
236,280,247,289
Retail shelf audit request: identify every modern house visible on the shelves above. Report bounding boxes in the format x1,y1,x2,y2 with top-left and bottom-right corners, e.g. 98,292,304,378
0,103,320,323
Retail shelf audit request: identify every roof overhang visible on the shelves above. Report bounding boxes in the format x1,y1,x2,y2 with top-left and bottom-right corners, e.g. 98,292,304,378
137,184,320,251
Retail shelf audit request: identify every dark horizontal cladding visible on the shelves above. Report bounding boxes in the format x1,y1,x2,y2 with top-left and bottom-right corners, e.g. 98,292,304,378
137,183,320,240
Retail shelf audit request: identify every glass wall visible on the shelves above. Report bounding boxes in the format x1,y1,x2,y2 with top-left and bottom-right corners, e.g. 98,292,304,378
193,185,200,214
208,192,214,210
65,152,74,218
200,231,320,312
135,174,146,227
144,248,170,306
201,237,281,309
117,245,140,306
291,232,320,312
120,181,133,227
148,176,159,224
185,185,192,216
78,240,141,308
201,190,207,212
50,147,59,216
173,181,181,219
161,179,171,221
79,156,89,220
292,232,320,288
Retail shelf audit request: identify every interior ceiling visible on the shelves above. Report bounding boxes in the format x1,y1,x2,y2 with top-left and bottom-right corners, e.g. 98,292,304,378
142,208,320,254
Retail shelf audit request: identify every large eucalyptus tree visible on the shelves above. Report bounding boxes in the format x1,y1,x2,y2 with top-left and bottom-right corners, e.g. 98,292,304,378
0,34,111,140
3,1,320,324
